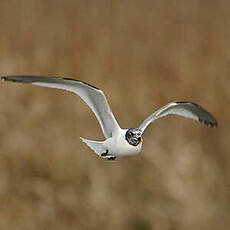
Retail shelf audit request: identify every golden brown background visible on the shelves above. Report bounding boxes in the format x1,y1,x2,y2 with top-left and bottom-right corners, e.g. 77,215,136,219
0,0,229,229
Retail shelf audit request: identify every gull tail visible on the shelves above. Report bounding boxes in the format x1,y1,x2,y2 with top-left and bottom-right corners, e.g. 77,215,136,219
80,137,106,157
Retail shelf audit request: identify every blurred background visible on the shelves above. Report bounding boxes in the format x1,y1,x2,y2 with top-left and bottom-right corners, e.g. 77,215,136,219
0,0,229,229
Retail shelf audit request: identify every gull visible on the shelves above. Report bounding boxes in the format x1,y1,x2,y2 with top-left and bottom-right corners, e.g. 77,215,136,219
1,75,217,160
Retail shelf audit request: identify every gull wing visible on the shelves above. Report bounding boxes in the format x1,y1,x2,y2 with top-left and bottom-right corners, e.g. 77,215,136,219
2,75,121,138
139,101,217,133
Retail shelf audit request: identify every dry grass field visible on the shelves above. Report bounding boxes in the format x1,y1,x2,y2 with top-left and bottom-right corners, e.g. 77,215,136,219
0,1,229,229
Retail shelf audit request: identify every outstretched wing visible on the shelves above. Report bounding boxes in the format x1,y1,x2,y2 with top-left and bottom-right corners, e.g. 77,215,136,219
1,75,121,138
139,101,217,133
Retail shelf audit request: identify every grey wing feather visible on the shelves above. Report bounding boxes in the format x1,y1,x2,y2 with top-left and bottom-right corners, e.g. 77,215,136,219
139,101,217,133
1,75,121,138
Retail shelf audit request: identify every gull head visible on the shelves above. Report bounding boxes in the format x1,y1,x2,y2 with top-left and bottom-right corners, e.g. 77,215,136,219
125,128,143,146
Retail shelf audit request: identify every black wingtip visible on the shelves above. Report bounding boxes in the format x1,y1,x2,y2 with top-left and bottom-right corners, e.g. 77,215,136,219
1,75,101,90
199,117,218,128
176,101,218,128
1,76,19,82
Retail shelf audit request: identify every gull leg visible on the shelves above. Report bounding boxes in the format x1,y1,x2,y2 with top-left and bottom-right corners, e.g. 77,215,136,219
107,156,116,160
100,155,116,160
101,149,108,157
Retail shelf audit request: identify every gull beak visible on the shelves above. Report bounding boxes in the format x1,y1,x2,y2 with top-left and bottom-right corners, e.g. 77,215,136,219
141,137,143,142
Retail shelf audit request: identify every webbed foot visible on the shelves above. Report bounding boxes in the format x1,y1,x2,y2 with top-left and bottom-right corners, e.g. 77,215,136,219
107,156,116,160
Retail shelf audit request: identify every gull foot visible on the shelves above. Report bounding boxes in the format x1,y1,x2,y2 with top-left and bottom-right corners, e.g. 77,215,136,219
101,149,108,157
107,156,116,160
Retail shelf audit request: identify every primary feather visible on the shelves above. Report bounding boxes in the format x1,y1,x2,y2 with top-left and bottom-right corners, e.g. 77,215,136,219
139,101,217,133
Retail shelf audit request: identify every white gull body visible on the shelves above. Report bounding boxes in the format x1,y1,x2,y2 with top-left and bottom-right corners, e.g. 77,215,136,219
1,75,217,160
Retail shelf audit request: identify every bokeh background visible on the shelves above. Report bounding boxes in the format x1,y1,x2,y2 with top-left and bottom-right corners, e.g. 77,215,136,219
0,0,229,229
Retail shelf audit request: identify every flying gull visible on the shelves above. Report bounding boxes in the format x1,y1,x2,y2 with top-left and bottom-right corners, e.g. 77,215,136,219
1,75,217,160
